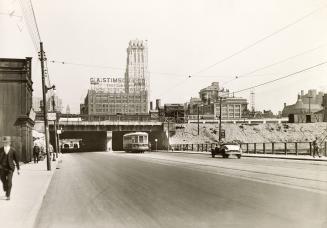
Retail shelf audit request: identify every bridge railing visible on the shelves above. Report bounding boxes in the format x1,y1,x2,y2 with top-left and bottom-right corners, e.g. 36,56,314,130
170,142,327,157
55,120,163,125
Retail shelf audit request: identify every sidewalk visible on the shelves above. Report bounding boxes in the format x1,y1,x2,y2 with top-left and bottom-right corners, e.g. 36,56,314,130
160,150,327,161
0,155,61,228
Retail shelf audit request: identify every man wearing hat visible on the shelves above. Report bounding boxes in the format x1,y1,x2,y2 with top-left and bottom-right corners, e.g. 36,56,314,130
0,136,20,200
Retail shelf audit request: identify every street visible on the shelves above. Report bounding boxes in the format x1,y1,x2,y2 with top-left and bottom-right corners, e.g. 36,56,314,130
35,152,327,228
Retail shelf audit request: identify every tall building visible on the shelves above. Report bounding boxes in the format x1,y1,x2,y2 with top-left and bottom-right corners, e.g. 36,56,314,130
33,95,63,112
81,39,149,119
125,39,149,94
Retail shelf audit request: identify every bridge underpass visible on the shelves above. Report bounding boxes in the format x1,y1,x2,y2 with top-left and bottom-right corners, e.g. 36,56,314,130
49,120,171,152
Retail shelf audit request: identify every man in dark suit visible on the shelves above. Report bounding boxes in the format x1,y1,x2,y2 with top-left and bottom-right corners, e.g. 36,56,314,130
0,136,20,200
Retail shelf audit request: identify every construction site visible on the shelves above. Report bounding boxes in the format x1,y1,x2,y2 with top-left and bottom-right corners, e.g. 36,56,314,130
170,122,327,145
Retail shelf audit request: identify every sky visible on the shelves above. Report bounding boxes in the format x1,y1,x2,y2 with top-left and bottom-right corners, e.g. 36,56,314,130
1,0,327,114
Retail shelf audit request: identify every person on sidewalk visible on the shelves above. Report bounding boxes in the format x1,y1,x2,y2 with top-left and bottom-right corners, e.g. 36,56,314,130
313,137,321,158
33,143,40,163
0,136,20,200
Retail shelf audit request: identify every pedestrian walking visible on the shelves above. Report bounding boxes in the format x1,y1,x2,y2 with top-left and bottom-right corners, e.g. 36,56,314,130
313,137,321,158
0,136,20,200
33,143,40,163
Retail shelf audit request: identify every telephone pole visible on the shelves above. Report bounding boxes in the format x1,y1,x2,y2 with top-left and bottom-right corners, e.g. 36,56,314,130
197,105,200,135
218,97,222,142
39,42,51,171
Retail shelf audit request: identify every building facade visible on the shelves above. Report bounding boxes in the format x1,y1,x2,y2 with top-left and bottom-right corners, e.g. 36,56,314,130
125,39,149,94
0,57,35,162
81,40,149,119
282,89,324,117
186,82,248,120
214,97,248,119
81,90,148,116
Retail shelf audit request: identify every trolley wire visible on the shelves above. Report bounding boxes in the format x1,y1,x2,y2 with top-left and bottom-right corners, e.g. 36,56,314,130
232,61,327,95
191,2,327,76
221,43,327,85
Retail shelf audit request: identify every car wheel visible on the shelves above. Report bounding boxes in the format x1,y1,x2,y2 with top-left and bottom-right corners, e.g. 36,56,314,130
237,154,241,159
211,153,215,158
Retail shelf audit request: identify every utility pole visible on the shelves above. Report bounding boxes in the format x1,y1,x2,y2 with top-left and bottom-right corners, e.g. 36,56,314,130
308,96,313,114
39,42,51,171
52,95,58,160
167,118,170,151
197,105,200,135
218,97,222,142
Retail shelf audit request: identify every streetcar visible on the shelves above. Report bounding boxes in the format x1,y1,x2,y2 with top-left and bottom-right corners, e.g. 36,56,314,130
123,132,149,153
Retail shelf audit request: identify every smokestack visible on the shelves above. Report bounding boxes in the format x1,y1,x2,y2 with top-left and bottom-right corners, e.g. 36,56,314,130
150,101,153,110
284,102,286,108
156,99,161,110
301,90,304,97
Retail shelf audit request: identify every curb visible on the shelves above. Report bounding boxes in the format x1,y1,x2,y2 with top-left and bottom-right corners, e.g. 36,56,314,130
24,157,62,228
154,150,327,162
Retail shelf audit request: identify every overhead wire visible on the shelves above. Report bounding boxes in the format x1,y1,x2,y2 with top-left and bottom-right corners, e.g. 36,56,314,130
18,0,39,52
221,42,327,85
232,61,327,95
49,60,231,78
155,3,327,97
28,0,41,41
191,2,327,76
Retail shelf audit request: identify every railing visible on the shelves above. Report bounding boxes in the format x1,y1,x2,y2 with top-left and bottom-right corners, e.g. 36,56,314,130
170,142,327,156
52,120,163,125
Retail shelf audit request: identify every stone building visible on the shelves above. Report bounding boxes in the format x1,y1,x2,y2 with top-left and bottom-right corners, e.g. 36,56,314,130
0,57,35,162
282,89,324,117
186,82,248,120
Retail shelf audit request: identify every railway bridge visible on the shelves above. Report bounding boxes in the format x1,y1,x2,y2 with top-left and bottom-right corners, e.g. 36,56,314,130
47,120,173,151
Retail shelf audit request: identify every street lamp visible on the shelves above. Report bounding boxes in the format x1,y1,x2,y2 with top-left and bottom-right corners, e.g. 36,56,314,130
197,104,203,136
51,88,58,161
308,95,313,114
155,138,158,151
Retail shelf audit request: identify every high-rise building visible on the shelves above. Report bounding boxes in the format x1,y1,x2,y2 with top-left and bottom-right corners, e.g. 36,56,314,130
81,39,150,119
33,95,63,112
125,39,149,94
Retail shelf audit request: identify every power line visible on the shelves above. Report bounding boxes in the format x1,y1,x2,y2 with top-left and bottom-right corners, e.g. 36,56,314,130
18,0,39,52
232,61,327,95
192,3,327,76
28,0,41,41
222,43,327,85
50,60,215,78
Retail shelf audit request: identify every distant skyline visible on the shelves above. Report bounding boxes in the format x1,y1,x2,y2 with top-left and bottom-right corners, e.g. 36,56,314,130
1,0,327,113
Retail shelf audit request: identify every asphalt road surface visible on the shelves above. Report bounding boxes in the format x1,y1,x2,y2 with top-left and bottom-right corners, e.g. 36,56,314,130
35,151,327,228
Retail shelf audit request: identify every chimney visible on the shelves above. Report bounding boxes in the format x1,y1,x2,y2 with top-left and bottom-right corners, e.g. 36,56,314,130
150,101,153,110
284,102,286,108
155,99,161,110
301,90,304,97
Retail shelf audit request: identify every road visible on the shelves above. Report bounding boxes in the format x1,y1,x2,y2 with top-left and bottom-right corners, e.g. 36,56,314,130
35,151,327,228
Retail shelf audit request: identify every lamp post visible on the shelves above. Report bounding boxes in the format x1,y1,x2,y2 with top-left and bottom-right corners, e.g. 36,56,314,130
308,96,313,114
197,105,200,136
219,97,223,142
51,89,58,161
155,138,158,151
